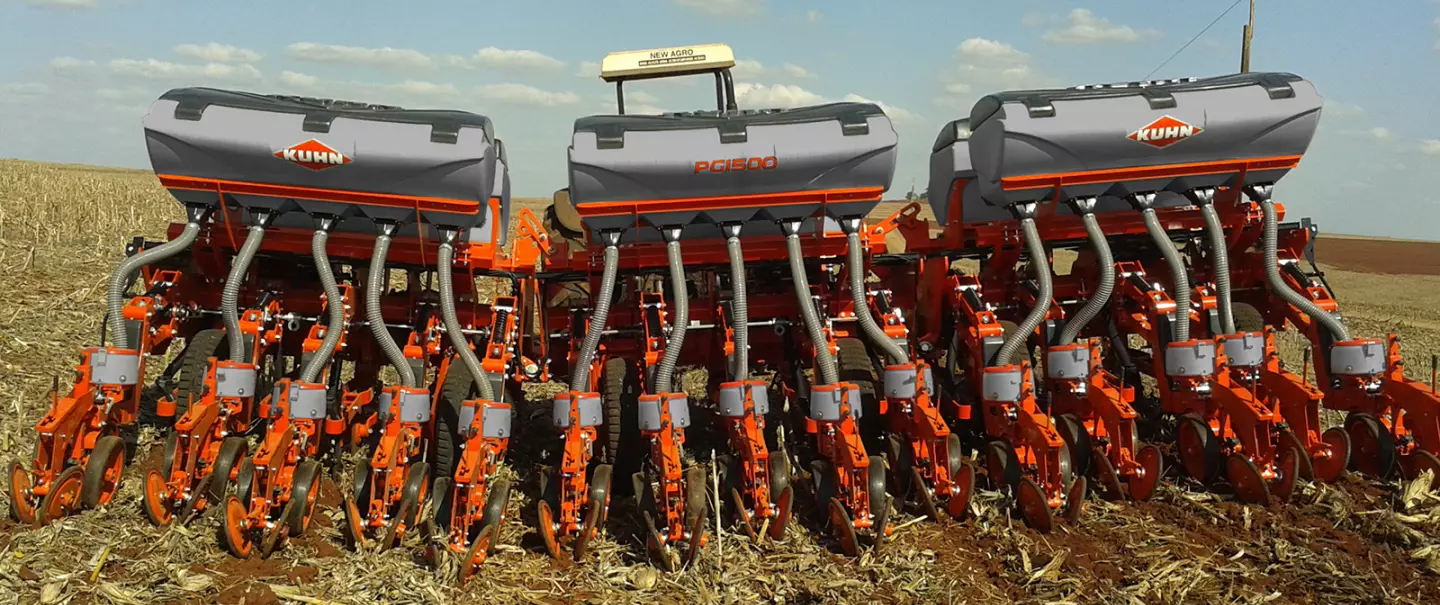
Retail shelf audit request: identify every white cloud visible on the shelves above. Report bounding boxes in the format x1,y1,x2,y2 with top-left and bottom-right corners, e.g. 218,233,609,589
782,63,815,79
732,59,767,78
576,61,601,78
0,82,51,97
173,43,262,64
1042,9,1160,44
106,59,262,83
936,38,1053,111
1325,101,1364,119
733,83,825,108
476,83,580,107
731,83,918,124
454,47,565,71
807,9,823,23
1421,139,1440,155
956,38,1028,64
1369,127,1391,139
1021,13,1051,27
24,0,97,10
279,71,319,87
50,56,96,73
842,94,919,125
675,0,762,17
284,42,435,71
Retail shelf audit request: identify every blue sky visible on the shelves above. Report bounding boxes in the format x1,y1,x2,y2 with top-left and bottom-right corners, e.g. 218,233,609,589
1,0,1437,239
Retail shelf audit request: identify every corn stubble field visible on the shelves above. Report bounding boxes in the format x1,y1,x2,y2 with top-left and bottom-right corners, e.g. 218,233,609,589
3,158,1440,604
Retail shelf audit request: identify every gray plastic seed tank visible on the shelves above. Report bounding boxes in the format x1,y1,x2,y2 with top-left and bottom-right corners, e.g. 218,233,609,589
144,87,500,238
567,103,899,234
930,73,1323,222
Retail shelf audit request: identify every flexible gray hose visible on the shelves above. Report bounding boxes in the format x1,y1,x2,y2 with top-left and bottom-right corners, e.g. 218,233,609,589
1057,212,1114,345
437,239,494,401
993,218,1052,367
786,230,839,385
1141,208,1191,343
1260,200,1350,341
1200,204,1235,335
653,237,688,394
571,242,619,391
222,224,266,362
726,233,748,382
299,228,345,384
845,229,908,365
366,234,416,388
108,221,203,350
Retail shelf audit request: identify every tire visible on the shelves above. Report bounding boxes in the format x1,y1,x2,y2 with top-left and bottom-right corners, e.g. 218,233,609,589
835,338,882,443
601,359,640,483
173,329,229,420
82,435,126,509
436,360,477,487
1232,303,1265,334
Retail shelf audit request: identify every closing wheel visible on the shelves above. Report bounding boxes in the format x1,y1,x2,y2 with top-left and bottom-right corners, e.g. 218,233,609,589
38,466,84,525
1278,429,1315,482
233,458,255,506
828,497,860,557
770,484,793,540
575,463,612,561
1314,427,1351,484
867,455,889,541
1272,445,1301,504
946,461,975,521
458,522,496,582
684,465,709,535
379,462,428,550
9,462,37,525
343,496,369,550
730,486,756,539
1178,415,1222,484
1016,476,1053,534
208,437,248,503
911,467,940,522
1130,445,1164,502
643,511,675,571
682,506,706,568
1400,449,1440,490
142,469,174,526
985,440,1021,493
81,435,125,509
536,500,561,560
1062,475,1087,524
179,473,214,523
287,459,326,537
481,477,512,533
220,495,253,558
1346,413,1397,479
160,432,178,478
1227,453,1271,505
261,499,294,559
946,434,965,480
1092,447,1124,501
1055,414,1092,479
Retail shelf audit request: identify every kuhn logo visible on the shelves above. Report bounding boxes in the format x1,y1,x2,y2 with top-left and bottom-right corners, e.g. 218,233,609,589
274,139,352,171
1127,115,1203,149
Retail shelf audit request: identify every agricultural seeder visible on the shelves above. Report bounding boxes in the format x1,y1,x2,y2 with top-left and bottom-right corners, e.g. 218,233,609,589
13,39,1440,574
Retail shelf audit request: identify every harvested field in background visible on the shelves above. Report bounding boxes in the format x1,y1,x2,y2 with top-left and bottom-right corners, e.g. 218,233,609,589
3,159,1440,604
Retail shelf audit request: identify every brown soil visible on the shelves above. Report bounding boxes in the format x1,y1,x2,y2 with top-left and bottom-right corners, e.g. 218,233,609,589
1316,235,1440,276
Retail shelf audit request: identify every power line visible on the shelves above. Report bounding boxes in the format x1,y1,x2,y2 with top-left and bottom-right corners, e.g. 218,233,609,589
1144,0,1245,81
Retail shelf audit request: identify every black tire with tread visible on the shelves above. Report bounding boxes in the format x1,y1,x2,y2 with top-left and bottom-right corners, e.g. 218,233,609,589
835,338,882,443
1232,303,1266,334
164,330,229,423
601,359,640,479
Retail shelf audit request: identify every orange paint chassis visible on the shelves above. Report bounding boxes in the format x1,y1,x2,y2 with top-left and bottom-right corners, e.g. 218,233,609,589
716,380,792,541
945,272,1085,533
805,381,890,556
1112,260,1301,505
884,361,975,520
220,379,329,559
537,390,613,562
142,298,284,527
1228,212,1440,486
11,268,186,526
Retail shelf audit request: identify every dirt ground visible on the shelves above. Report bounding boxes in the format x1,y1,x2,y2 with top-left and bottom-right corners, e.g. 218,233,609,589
4,160,1440,605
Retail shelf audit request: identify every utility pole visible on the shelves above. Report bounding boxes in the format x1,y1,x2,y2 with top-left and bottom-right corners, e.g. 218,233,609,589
1240,0,1255,72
